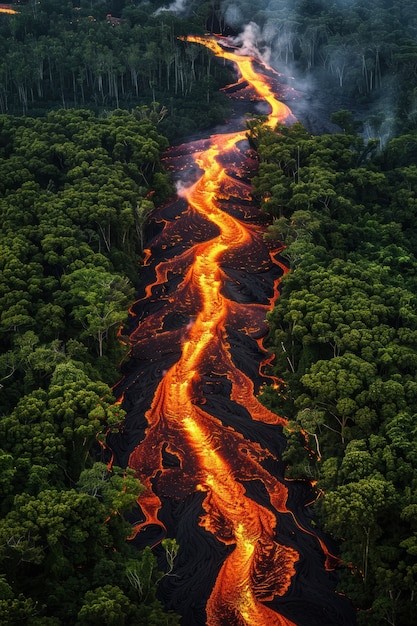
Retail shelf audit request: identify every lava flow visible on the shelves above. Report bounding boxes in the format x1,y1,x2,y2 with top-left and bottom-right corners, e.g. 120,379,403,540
109,35,355,626
0,5,18,15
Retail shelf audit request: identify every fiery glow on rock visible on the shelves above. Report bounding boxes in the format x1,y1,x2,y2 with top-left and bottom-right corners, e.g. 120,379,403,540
110,34,353,626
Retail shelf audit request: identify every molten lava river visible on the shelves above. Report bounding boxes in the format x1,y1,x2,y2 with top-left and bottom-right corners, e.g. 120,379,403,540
109,35,355,626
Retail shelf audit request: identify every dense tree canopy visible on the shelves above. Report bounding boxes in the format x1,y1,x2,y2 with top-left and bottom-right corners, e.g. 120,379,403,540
0,0,233,139
0,105,181,622
252,117,417,625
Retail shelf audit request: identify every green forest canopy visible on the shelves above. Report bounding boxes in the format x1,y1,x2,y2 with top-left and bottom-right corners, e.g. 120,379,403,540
252,118,417,625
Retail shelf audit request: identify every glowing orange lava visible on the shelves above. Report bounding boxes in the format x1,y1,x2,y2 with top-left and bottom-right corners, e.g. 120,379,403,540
112,34,345,626
185,35,295,130
0,6,18,15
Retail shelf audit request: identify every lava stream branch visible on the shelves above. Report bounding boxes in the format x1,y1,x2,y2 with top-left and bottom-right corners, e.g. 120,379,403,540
184,36,296,129
109,33,356,626
126,113,299,622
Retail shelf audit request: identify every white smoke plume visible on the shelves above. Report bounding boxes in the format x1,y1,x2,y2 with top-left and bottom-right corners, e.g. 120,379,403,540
220,1,299,70
231,22,271,64
232,22,261,56
154,0,188,16
176,179,194,197
223,4,243,29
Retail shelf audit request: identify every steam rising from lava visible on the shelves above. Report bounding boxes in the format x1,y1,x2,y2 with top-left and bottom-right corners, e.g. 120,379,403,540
109,34,356,626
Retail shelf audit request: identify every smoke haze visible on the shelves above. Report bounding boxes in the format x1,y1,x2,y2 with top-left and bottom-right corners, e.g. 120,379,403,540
154,0,188,16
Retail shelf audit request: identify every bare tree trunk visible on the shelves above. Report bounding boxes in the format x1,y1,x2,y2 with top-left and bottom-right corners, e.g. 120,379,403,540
37,60,44,97
97,223,111,252
362,526,370,583
113,74,119,107
130,67,139,96
72,71,77,105
98,330,104,357
18,83,28,115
